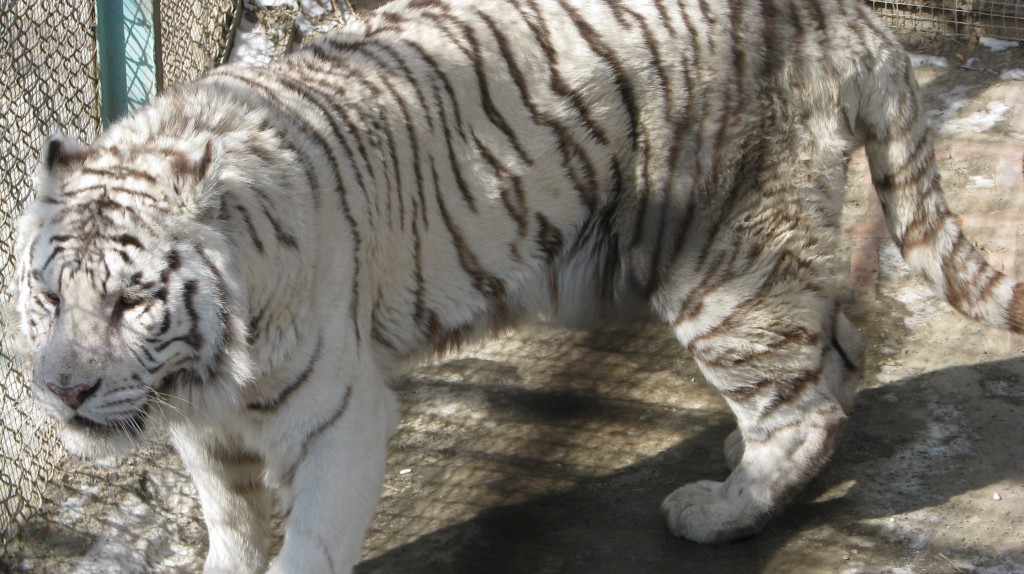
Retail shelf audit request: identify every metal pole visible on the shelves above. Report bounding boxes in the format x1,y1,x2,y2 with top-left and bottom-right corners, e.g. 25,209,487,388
95,0,160,128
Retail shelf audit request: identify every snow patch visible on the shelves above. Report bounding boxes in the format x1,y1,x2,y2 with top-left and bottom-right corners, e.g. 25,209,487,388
877,243,945,330
929,83,1010,134
969,175,996,189
980,37,1020,52
292,0,335,37
928,85,971,122
230,0,352,66
860,402,974,554
999,68,1024,81
976,559,1024,574
909,53,949,68
229,15,276,67
941,101,1010,134
981,378,1024,399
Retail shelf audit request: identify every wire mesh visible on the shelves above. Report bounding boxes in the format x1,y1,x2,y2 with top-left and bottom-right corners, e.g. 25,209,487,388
0,0,246,560
0,0,100,556
866,0,1024,41
159,0,242,88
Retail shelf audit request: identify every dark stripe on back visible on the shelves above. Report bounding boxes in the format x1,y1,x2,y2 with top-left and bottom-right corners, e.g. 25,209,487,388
556,0,640,144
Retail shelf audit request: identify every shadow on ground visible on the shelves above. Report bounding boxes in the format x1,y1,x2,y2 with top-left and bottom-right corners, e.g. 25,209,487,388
358,352,1024,574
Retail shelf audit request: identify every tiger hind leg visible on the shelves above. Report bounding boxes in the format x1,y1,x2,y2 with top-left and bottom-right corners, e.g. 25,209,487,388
720,309,864,471
661,286,864,542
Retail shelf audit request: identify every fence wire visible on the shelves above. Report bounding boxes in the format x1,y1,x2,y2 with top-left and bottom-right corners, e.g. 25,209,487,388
0,0,100,556
0,0,246,559
159,0,241,88
867,0,1024,41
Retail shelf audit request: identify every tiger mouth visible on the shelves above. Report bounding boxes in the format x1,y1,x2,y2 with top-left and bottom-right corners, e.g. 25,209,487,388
67,412,148,437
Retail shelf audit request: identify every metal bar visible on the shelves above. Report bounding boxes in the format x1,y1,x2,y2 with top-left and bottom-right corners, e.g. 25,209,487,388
220,0,246,67
95,0,159,128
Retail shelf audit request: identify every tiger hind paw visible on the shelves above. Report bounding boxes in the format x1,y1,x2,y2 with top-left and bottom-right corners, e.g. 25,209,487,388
660,480,769,544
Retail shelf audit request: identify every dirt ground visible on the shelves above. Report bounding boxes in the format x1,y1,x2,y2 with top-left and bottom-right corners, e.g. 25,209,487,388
4,19,1024,574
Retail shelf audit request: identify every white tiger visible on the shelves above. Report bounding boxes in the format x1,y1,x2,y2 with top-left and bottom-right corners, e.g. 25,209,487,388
13,0,1023,572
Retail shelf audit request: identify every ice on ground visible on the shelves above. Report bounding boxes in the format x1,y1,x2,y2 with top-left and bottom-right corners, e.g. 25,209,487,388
252,0,349,37
980,37,1020,52
909,53,949,68
928,85,971,121
1000,68,1024,81
969,175,996,188
231,0,353,65
929,83,1011,134
877,243,945,330
941,101,1010,134
229,16,275,67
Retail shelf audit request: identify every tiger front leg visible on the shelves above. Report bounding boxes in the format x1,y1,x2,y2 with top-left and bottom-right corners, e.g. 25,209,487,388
263,375,399,574
662,293,864,543
172,426,274,574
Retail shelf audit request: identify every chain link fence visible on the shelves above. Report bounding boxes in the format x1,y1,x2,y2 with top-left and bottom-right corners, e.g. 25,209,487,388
868,0,1024,41
0,0,100,558
0,0,1020,568
159,0,241,89
0,0,244,560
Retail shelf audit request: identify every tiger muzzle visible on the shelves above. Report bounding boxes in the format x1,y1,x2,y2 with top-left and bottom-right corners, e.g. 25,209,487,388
44,375,100,410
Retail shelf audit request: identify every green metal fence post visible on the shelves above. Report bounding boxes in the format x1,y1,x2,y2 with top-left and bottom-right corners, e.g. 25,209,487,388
95,0,160,128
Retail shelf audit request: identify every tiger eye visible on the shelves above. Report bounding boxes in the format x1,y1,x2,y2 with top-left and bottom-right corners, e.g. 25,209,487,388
117,292,145,309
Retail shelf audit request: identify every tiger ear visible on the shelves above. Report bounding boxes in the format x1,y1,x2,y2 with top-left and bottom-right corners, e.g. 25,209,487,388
40,133,88,174
171,138,224,218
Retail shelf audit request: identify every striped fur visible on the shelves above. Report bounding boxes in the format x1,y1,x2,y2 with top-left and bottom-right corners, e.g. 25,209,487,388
13,0,1023,571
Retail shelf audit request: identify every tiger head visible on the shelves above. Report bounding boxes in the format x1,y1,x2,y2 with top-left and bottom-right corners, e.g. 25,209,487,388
13,133,251,458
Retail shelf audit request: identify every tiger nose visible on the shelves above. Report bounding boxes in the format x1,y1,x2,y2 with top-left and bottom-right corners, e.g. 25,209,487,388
46,376,100,410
